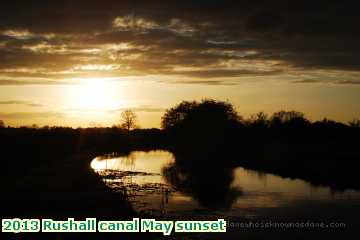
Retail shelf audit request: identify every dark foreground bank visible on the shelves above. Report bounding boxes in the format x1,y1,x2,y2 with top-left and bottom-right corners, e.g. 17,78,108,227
0,127,166,239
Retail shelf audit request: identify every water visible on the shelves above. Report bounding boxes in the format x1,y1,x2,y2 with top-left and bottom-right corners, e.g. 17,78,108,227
91,150,360,221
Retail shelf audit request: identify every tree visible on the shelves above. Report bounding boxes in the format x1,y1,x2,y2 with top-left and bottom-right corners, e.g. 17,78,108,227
247,111,269,127
161,99,240,131
161,101,198,130
271,110,305,123
120,109,138,132
270,110,309,128
349,119,360,128
0,120,5,128
161,99,242,153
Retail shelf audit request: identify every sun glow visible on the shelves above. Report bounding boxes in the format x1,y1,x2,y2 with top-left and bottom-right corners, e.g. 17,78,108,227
66,78,124,112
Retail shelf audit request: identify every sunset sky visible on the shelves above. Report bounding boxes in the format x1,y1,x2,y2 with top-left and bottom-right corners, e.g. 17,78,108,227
1,1,359,128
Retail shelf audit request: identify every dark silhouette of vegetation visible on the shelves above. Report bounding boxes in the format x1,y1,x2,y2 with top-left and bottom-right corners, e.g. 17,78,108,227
161,100,360,190
161,99,242,156
246,111,269,129
163,153,242,210
120,109,138,132
1,98,359,233
0,119,5,128
349,118,360,128
269,110,310,129
0,125,166,223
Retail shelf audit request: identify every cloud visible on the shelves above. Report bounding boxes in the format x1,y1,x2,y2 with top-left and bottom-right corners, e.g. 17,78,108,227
111,106,165,113
65,105,166,114
337,80,360,85
164,80,238,86
0,1,360,84
294,79,360,85
0,79,69,85
0,111,63,119
293,79,322,84
113,15,159,30
176,69,283,78
0,100,43,107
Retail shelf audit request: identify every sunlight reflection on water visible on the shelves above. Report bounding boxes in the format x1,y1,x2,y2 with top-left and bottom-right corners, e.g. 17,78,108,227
91,150,360,219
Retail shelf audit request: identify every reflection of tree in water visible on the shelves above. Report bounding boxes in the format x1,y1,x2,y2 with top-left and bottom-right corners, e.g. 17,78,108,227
162,154,242,210
159,186,171,215
121,152,136,168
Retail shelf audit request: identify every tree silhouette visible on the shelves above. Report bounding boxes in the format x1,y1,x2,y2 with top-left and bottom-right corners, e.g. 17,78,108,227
270,110,309,128
247,111,269,128
161,99,242,154
161,101,198,130
0,120,5,128
271,110,305,123
161,99,240,131
349,119,360,128
120,109,138,132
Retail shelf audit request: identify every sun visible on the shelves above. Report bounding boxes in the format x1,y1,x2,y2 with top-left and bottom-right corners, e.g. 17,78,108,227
77,78,111,109
67,78,122,111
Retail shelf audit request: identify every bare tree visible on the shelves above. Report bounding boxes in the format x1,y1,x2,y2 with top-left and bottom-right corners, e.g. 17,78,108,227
271,110,305,123
247,111,269,127
120,109,138,132
349,118,360,128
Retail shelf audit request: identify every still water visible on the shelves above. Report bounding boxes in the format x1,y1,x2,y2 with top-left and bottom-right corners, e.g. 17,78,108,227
91,150,360,221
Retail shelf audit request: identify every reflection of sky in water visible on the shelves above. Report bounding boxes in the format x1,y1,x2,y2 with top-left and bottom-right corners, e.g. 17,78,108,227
91,151,174,174
91,151,360,219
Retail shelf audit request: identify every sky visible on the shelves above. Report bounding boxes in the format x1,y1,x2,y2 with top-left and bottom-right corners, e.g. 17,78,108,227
0,1,359,128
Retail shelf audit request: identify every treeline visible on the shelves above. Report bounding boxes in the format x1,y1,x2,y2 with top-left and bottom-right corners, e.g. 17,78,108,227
1,99,359,190
160,100,359,152
238,112,360,190
160,99,360,190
